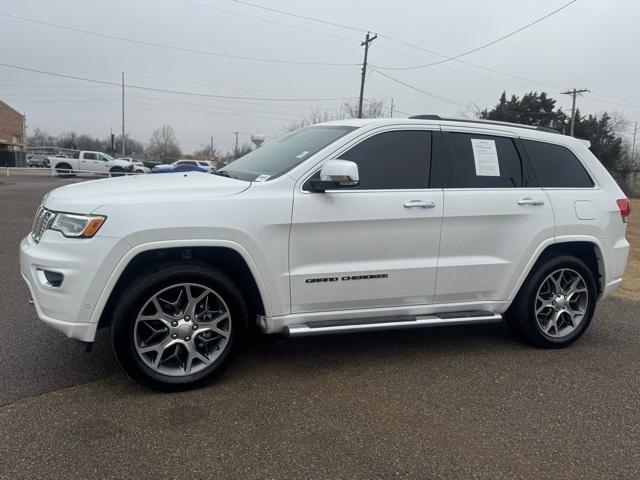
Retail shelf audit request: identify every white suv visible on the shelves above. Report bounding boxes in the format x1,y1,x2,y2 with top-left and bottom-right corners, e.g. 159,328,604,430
20,116,630,391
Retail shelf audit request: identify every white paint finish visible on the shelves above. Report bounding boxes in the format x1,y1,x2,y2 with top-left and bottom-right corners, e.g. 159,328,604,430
289,188,443,312
93,177,295,318
20,118,630,342
435,188,555,303
575,200,596,220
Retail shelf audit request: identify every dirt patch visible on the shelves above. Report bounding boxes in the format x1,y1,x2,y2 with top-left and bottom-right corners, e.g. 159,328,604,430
614,198,639,300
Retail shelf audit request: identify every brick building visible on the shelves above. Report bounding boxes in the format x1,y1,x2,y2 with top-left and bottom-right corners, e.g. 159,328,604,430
0,100,25,166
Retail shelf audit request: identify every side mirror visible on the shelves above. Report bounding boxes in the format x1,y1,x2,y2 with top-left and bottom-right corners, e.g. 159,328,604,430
309,159,359,192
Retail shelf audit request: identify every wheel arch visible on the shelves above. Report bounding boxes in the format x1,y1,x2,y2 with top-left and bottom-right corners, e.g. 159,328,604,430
95,241,271,330
54,161,73,171
508,237,605,304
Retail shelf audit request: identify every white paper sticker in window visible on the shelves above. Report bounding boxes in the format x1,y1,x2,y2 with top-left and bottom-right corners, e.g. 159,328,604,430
254,174,271,182
471,139,500,177
296,151,310,159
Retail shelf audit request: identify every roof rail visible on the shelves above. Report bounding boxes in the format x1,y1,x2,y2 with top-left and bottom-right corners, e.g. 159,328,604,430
408,115,560,134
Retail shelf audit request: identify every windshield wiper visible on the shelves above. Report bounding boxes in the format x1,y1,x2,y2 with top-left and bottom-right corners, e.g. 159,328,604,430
214,170,235,179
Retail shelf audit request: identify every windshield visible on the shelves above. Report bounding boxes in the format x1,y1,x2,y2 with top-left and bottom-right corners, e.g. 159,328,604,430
220,125,357,181
103,153,115,161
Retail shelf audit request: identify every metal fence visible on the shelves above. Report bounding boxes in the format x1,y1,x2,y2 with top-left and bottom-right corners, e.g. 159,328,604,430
2,167,142,178
0,151,26,167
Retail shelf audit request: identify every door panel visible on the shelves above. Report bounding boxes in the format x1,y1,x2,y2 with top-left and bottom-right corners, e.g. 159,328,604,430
435,130,555,303
289,128,442,314
435,189,554,302
290,189,443,312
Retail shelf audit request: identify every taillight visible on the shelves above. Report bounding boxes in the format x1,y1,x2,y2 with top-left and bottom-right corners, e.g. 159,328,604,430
617,198,631,223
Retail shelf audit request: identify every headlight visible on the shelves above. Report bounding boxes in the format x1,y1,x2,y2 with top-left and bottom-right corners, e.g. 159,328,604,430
50,213,106,238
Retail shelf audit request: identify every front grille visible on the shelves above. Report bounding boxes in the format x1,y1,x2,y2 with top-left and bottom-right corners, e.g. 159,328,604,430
31,207,55,243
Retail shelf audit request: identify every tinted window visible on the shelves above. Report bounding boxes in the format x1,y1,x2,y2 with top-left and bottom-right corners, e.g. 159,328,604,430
522,140,594,188
83,153,97,160
337,130,432,190
445,133,532,188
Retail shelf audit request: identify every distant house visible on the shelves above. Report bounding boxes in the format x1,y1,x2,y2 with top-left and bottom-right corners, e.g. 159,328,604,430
0,100,25,166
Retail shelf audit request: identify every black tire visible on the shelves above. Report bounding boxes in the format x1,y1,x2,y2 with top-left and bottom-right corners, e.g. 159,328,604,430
110,167,124,177
505,254,597,348
110,262,249,391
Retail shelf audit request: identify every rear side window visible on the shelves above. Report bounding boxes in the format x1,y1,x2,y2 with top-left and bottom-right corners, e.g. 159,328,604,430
444,133,533,188
522,140,594,188
338,130,432,190
83,153,97,160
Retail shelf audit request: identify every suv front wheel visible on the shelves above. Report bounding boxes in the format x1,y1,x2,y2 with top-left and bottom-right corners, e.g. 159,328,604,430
506,255,597,348
111,263,248,391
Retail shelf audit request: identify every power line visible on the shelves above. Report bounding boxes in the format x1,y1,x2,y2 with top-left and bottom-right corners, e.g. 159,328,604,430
228,0,577,70
0,11,358,67
0,61,355,102
375,0,578,70
179,0,359,43
230,0,365,32
370,69,469,108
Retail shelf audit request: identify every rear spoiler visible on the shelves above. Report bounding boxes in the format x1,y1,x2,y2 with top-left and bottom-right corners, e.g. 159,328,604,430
576,138,591,148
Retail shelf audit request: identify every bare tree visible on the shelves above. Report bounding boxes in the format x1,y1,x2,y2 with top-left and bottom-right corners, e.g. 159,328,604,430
281,108,340,133
146,125,182,161
340,99,385,119
192,143,220,160
608,111,632,137
281,99,386,133
26,127,55,147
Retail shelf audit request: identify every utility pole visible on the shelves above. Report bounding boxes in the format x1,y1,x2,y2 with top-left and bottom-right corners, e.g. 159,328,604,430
561,88,589,137
121,72,126,156
210,136,214,160
234,131,239,157
358,31,377,119
632,121,638,161
390,98,394,117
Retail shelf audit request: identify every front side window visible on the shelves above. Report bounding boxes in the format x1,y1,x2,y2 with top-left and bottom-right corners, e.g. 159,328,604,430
444,132,534,188
337,130,432,190
522,140,594,188
220,125,357,181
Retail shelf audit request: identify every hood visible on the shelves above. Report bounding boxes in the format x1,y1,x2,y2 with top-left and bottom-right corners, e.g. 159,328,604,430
43,172,251,213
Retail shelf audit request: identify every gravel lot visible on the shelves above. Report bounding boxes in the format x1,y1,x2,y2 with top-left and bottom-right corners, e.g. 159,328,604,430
1,176,639,479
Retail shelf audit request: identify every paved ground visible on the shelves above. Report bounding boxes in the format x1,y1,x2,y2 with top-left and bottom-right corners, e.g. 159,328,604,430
1,176,639,479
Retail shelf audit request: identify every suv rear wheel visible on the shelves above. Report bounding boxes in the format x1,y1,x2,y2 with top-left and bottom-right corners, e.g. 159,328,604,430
111,263,248,391
506,255,597,348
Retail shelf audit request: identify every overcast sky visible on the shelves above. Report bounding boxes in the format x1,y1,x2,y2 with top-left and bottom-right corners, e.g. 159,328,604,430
1,0,638,154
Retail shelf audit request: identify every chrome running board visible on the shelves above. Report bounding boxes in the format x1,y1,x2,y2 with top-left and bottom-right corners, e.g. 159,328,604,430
285,311,503,337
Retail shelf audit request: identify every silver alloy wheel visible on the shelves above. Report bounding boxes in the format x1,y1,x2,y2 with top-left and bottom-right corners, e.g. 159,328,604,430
134,283,231,376
535,268,589,338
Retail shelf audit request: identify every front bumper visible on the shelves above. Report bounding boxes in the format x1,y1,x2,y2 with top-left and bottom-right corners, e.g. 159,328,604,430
20,232,129,342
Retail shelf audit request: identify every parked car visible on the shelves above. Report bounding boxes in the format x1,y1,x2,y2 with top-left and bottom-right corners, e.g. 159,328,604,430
26,154,50,168
152,160,215,174
21,116,630,391
115,157,151,174
50,151,135,176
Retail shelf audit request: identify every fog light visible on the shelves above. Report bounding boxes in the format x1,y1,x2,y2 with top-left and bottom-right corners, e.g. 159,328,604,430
36,269,64,288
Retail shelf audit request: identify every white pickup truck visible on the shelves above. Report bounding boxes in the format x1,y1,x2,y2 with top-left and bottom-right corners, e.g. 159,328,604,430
50,151,136,176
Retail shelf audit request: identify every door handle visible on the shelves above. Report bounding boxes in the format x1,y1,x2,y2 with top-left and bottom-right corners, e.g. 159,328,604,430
403,200,436,209
517,198,545,206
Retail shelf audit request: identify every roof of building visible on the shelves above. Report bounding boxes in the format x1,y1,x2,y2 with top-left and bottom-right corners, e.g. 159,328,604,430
0,100,24,118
